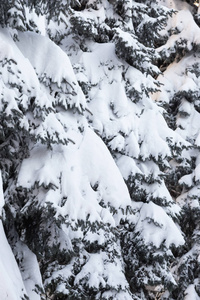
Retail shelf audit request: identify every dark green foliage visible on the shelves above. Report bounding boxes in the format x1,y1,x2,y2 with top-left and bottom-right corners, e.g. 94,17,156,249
132,1,175,48
113,29,160,77
121,222,176,299
0,1,11,26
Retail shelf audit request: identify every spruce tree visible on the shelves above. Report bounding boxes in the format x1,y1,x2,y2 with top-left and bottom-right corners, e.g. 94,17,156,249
1,4,132,299
1,0,199,299
53,0,187,298
154,0,200,298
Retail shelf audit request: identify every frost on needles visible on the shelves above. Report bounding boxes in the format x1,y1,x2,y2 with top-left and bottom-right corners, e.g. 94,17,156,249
0,0,200,300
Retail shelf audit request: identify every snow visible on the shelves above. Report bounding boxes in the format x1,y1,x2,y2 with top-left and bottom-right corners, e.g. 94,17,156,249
135,202,184,248
155,46,200,142
179,173,193,188
1,0,198,298
74,6,106,24
17,127,131,225
184,283,200,300
157,2,200,52
117,155,142,180
194,163,200,182
139,110,171,161
0,29,40,93
152,2,200,296
16,31,86,110
159,0,192,10
24,6,46,36
0,173,27,299
0,222,27,300
16,242,43,300
74,252,131,297
17,32,75,85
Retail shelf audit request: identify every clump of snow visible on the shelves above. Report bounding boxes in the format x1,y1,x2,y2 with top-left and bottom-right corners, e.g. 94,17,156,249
17,127,131,226
16,242,43,300
74,252,131,298
16,31,86,110
184,283,200,300
0,222,28,300
135,202,184,248
157,6,200,55
0,174,28,299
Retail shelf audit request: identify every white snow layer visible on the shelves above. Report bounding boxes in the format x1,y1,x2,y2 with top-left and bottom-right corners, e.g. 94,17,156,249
0,172,28,300
16,242,44,300
17,127,131,226
135,202,184,248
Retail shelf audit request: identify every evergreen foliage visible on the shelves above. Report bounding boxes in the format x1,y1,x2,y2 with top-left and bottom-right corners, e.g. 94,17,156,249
155,1,200,298
59,1,186,297
0,0,199,299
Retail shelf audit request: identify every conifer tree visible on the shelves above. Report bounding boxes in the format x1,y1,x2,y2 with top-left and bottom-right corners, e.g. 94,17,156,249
52,0,187,298
0,8,132,299
1,0,200,299
154,0,200,298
